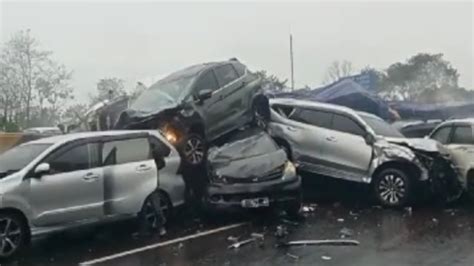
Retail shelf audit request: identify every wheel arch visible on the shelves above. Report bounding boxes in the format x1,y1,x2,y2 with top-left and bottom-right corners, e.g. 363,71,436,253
371,160,421,184
251,94,270,119
0,208,30,235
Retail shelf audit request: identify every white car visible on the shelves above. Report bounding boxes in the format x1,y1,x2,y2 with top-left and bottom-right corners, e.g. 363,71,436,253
0,131,185,259
429,118,474,195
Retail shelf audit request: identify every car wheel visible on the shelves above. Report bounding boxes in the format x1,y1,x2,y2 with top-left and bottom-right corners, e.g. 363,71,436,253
0,213,29,260
285,197,302,217
252,98,270,129
158,191,173,224
182,134,207,166
139,192,162,232
373,168,412,207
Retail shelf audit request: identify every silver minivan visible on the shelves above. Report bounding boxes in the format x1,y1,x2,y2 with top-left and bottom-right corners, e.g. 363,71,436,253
0,131,185,259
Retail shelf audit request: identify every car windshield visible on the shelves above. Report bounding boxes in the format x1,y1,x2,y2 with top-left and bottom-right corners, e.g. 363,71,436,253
130,66,204,113
0,143,51,176
361,115,404,138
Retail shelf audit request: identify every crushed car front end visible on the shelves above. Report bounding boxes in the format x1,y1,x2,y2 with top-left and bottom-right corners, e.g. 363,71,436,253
203,129,302,212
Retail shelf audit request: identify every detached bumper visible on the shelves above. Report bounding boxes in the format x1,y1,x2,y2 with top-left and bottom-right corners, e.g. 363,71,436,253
203,175,302,211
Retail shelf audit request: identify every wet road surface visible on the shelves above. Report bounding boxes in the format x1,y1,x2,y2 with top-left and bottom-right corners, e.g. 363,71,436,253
7,173,474,266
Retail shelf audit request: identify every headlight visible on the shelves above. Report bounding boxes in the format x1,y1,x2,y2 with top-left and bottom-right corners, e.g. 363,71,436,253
282,161,296,180
159,124,180,144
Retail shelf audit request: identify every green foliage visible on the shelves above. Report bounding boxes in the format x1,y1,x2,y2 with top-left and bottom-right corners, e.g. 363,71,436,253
254,70,288,91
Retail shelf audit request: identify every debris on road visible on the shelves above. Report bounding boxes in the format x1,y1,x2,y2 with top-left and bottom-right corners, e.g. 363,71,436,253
432,218,439,225
302,204,317,213
340,227,354,238
337,218,345,223
281,219,299,226
280,239,360,247
227,236,239,243
286,253,299,260
228,238,256,249
404,206,413,216
274,225,289,238
321,255,332,261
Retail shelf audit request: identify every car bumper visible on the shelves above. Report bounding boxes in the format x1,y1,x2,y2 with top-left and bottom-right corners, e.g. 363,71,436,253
203,175,302,211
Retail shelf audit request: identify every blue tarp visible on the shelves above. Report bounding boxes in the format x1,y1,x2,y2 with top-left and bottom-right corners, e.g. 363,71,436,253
268,79,394,120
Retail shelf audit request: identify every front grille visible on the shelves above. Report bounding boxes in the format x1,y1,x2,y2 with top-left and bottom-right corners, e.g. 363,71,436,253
224,165,285,183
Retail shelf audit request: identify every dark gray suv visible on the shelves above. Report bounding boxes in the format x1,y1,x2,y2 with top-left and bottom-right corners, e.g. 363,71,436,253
116,59,268,166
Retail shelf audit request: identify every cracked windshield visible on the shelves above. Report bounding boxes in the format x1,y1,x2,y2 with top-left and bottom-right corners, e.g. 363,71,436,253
0,0,472,265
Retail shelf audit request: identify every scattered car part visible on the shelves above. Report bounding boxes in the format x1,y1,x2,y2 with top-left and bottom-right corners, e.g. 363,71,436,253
228,238,256,249
281,239,360,247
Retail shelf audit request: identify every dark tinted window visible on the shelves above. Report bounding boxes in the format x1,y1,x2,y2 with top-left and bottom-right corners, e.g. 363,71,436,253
194,70,219,94
214,65,238,87
48,143,99,173
149,136,171,158
332,114,365,136
291,109,332,129
103,138,150,166
451,126,473,144
431,126,452,144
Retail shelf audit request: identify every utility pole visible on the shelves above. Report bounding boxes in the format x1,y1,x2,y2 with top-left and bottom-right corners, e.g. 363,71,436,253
290,34,295,91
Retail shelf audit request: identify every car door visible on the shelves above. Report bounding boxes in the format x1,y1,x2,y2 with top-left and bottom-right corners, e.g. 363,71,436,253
441,125,474,181
193,69,220,138
322,113,373,182
28,141,103,227
210,64,243,138
284,107,333,173
101,137,157,215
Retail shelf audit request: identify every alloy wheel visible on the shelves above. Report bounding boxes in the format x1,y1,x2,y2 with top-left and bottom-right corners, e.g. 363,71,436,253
184,137,205,165
0,217,23,258
378,174,406,205
143,199,159,230
254,107,267,129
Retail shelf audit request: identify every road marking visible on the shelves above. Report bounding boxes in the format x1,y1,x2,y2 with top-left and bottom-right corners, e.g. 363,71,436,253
79,222,248,265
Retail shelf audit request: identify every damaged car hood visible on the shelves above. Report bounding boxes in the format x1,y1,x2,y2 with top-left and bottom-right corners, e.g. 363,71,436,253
385,137,444,153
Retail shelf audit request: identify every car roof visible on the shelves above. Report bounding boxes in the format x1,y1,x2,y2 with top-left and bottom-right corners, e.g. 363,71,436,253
438,118,474,126
27,130,154,145
270,98,360,116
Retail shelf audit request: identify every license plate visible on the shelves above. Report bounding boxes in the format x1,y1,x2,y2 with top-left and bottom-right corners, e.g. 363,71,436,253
241,197,270,208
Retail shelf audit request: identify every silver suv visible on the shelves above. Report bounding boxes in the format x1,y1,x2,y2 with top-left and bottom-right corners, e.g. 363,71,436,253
0,131,185,259
269,98,462,207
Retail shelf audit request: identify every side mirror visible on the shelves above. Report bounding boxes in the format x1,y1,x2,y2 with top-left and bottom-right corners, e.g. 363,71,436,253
364,133,375,145
156,157,166,170
197,89,213,102
34,163,50,176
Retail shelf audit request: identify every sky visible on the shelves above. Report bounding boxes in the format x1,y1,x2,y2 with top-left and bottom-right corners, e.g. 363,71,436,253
1,1,473,103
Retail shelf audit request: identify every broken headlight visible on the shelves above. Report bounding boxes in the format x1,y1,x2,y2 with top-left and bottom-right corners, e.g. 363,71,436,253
159,124,181,144
282,161,297,180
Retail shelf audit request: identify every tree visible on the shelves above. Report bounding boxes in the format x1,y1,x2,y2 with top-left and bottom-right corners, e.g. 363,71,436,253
378,53,459,102
0,30,73,128
254,70,288,91
323,60,355,84
90,78,126,104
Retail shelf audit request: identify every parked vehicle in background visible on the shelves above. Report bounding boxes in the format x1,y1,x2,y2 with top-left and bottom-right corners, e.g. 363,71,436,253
429,119,474,196
115,59,269,167
393,120,442,138
23,127,62,136
0,131,185,259
204,128,301,215
269,98,462,207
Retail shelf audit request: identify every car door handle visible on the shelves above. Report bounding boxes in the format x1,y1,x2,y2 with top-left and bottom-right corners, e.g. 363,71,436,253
136,164,152,172
326,136,337,142
83,173,99,181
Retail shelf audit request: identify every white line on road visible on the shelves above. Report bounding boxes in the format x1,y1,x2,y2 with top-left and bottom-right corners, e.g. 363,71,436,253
79,222,248,266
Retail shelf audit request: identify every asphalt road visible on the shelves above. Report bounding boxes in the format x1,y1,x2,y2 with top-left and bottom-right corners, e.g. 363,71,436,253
6,173,474,266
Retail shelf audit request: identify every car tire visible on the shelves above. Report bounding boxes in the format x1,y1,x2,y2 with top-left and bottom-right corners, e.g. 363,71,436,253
158,191,173,224
138,192,163,233
181,133,207,167
0,213,30,260
251,97,270,130
284,191,302,217
373,168,412,207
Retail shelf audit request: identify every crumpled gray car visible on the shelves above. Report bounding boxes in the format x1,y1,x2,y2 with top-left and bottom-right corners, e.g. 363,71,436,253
268,98,462,207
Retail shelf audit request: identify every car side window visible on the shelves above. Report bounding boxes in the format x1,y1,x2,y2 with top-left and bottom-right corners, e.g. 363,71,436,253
290,108,332,129
47,143,100,174
214,64,239,87
194,70,219,94
102,138,151,166
431,126,452,144
331,114,365,136
451,126,473,144
233,63,246,77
